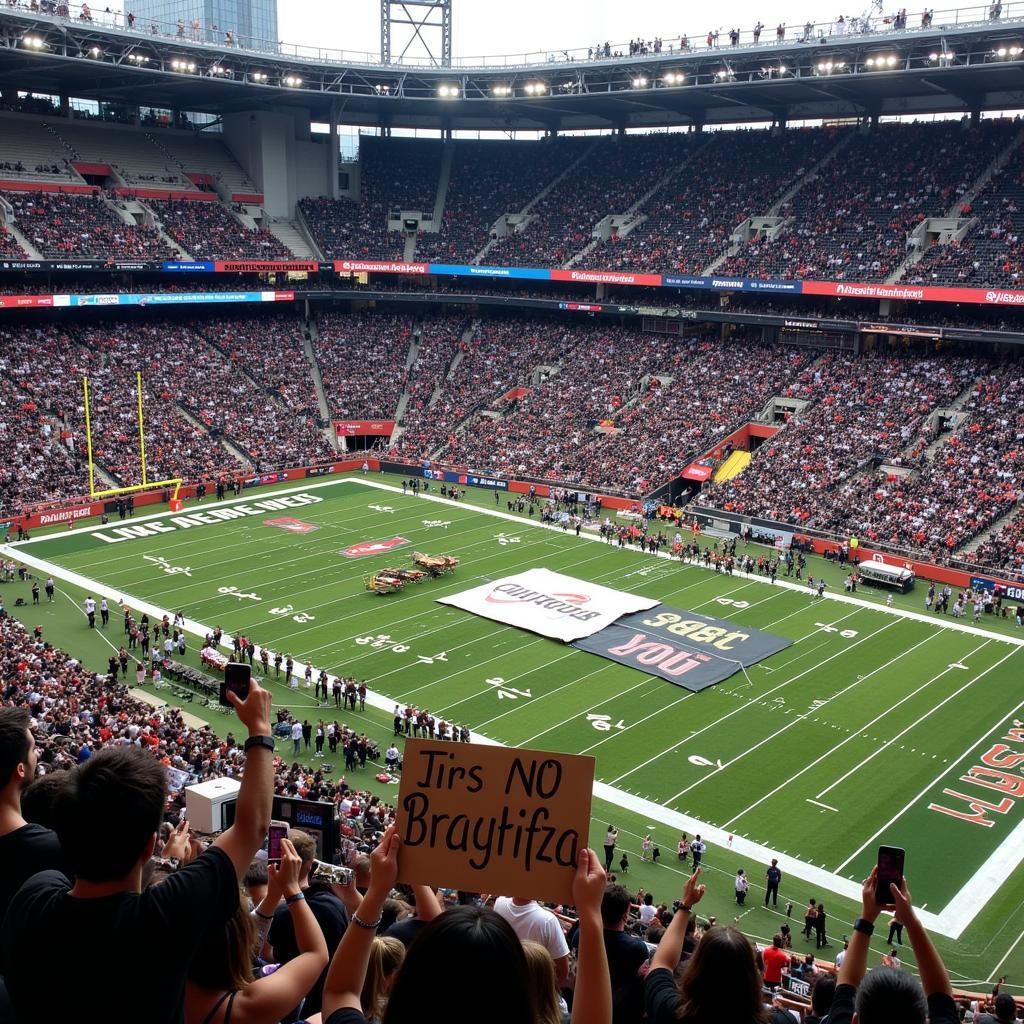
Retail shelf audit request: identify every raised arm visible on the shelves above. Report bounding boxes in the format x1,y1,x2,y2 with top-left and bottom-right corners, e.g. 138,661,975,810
321,826,400,1021
838,867,881,989
891,877,952,1000
570,848,611,1024
237,839,328,1024
412,885,443,922
650,869,704,973
213,681,274,879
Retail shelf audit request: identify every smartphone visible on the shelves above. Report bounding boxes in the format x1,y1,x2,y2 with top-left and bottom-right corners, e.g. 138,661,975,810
313,861,353,886
874,845,905,904
219,661,251,706
267,821,289,863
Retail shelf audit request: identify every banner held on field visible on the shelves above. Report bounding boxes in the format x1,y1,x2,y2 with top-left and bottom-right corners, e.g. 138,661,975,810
396,739,595,904
572,606,793,692
436,567,658,643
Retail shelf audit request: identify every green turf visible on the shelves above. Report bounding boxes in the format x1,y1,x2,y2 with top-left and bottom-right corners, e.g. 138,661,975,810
5,471,1024,990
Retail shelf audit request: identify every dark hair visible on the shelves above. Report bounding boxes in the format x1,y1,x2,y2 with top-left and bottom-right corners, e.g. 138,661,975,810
854,966,927,1024
383,906,531,1024
811,974,836,1016
188,897,256,992
601,883,632,927
21,770,71,829
0,707,32,789
243,859,268,891
676,926,768,1023
994,993,1016,1021
54,747,166,881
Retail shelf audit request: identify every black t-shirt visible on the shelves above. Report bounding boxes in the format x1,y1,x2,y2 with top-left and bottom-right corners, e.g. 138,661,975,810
645,966,681,1024
828,982,959,1024
1,846,238,1024
572,928,649,1024
0,823,64,925
325,1009,367,1024
269,884,349,1015
384,914,430,948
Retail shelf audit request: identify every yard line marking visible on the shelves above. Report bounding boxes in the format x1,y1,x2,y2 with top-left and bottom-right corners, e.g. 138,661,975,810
836,645,1023,873
15,474,1024,648
806,799,839,812
666,618,913,805
718,635,987,828
814,640,994,800
608,608,875,787
988,925,1024,982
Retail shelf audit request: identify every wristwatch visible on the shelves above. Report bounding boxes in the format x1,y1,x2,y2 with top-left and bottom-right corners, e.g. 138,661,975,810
244,735,275,753
853,918,875,936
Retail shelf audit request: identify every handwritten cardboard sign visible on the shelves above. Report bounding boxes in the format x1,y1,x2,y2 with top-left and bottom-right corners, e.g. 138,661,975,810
396,740,596,904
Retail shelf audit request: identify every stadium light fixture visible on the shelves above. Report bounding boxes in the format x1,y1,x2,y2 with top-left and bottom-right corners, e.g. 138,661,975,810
994,45,1023,57
21,35,46,49
170,58,196,72
437,83,460,97
283,75,303,87
490,84,512,96
127,53,150,63
373,83,391,94
250,71,268,82
209,64,229,75
523,81,547,94
662,71,685,84
631,75,648,87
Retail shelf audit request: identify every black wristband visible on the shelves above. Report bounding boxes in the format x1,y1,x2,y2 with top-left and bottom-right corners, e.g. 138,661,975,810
679,903,692,913
853,917,875,935
244,734,275,753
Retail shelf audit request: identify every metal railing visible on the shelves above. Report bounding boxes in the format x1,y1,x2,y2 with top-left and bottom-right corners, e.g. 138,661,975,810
4,1,1024,71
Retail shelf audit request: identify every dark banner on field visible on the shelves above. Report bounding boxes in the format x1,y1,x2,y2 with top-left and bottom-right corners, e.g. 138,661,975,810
572,607,792,693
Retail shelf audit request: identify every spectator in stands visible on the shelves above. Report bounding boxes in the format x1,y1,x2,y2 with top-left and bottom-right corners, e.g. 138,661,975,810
186,836,328,1024
976,992,1018,1024
0,680,274,1023
266,827,350,1018
805,974,837,1024
645,868,768,1023
830,866,956,1024
493,892,571,985
0,706,65,922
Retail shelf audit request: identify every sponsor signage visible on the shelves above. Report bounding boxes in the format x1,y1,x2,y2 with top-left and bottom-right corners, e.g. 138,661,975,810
335,259,429,275
245,472,289,488
333,420,396,437
558,302,604,312
34,503,99,527
214,260,319,273
162,261,216,272
971,577,1024,601
437,568,659,643
681,462,714,482
305,466,332,478
264,517,319,533
341,536,410,558
550,267,662,287
432,262,550,280
397,739,594,904
572,606,792,693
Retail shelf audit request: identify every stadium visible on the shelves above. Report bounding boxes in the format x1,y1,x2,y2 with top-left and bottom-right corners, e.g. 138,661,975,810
0,0,1023,1021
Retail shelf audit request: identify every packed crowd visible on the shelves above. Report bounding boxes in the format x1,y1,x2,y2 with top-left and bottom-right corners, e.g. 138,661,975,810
300,137,444,262
3,190,175,260
703,350,978,529
591,127,839,276
489,134,692,268
314,311,414,421
907,157,1024,290
723,121,1015,283
414,138,587,264
0,225,26,259
148,199,294,261
0,606,1013,1024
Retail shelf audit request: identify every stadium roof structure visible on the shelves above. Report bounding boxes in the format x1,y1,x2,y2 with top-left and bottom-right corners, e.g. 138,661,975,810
1,5,1024,128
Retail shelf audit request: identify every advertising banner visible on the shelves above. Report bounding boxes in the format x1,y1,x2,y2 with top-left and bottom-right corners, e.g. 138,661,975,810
681,463,714,482
550,268,662,287
335,259,429,275
397,739,595,904
572,606,792,692
437,568,659,643
333,420,396,437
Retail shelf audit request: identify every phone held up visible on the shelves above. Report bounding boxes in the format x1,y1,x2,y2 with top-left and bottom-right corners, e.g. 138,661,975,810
267,821,289,863
219,661,251,707
874,845,905,905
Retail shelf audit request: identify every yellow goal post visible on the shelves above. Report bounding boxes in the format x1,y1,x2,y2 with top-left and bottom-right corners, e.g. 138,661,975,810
82,371,182,503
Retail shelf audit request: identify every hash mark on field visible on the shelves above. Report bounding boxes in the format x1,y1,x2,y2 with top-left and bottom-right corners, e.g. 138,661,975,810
806,799,839,812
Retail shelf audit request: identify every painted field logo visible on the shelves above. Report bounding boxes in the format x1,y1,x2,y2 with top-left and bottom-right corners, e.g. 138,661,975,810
342,536,410,558
264,517,319,534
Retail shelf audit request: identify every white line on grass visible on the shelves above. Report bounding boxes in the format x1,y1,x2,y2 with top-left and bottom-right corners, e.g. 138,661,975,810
988,926,1024,982
807,799,839,812
719,636,987,827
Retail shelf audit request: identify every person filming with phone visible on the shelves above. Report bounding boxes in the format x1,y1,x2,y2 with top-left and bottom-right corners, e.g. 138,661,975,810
1,677,277,1024
830,858,957,1024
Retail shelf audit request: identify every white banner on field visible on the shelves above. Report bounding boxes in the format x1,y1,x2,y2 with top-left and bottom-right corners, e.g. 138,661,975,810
437,568,659,643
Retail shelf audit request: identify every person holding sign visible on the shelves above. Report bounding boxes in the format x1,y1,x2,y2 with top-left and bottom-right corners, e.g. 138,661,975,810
320,827,613,1024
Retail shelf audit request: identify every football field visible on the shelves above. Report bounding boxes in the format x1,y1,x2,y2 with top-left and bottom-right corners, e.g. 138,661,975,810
8,474,1024,982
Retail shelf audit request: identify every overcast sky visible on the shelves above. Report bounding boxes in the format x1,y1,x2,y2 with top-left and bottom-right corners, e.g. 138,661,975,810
277,0,838,62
